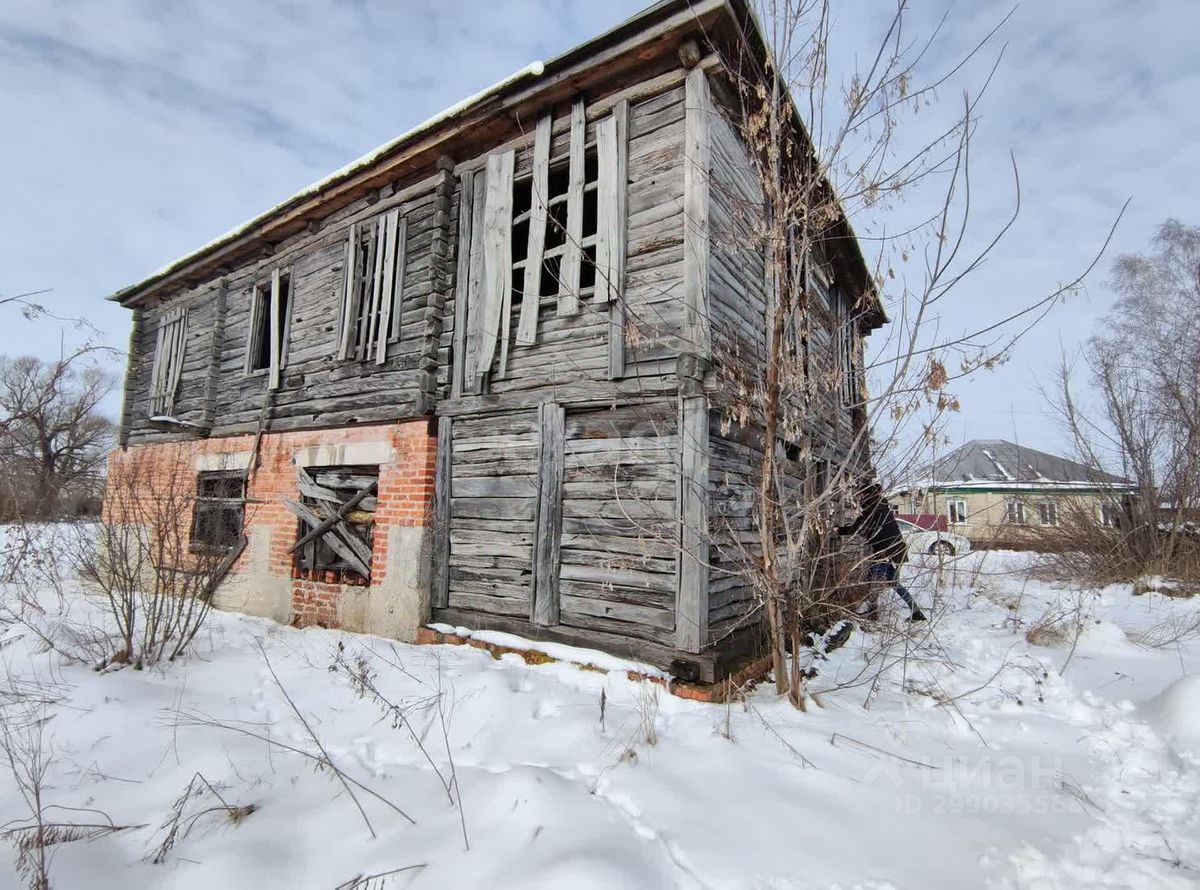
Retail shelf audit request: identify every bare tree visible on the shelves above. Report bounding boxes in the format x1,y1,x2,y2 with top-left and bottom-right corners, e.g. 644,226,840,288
1051,219,1200,581
0,355,115,520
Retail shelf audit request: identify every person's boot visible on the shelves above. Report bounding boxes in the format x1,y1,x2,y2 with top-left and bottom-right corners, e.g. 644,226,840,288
909,608,927,623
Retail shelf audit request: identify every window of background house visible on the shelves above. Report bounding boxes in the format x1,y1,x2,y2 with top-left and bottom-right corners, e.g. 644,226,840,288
338,208,406,364
1004,499,1026,525
1038,499,1058,527
1099,501,1121,529
948,498,968,525
191,471,245,551
246,268,292,389
295,465,379,581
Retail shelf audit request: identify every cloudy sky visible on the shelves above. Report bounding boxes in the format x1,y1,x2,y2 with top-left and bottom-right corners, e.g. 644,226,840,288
2,0,1195,455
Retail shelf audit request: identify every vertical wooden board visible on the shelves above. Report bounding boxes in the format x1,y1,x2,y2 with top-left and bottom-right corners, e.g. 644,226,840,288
167,307,189,409
676,394,710,652
474,151,513,388
359,220,386,361
517,113,552,346
149,312,168,411
557,99,586,317
683,68,712,358
337,223,358,360
431,416,452,609
606,99,629,379
595,115,616,306
531,402,565,626
451,171,475,397
268,269,282,390
243,285,261,375
376,209,402,365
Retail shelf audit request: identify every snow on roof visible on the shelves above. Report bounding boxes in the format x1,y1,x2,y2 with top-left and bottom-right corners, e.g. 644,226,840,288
903,439,1132,490
114,61,546,300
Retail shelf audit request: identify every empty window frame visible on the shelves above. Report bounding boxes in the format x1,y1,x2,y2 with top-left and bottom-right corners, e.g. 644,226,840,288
338,208,407,364
510,115,600,325
191,471,245,551
294,465,379,582
246,268,292,389
149,305,189,416
1038,499,1059,527
947,498,968,525
1004,499,1026,525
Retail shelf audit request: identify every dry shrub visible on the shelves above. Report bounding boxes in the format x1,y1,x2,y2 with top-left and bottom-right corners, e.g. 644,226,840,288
71,445,244,669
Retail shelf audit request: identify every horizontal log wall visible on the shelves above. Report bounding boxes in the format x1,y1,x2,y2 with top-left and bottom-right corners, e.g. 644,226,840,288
124,171,452,444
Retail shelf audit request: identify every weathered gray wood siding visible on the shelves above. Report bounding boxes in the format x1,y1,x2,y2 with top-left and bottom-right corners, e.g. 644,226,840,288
439,84,688,409
123,286,222,439
123,172,453,444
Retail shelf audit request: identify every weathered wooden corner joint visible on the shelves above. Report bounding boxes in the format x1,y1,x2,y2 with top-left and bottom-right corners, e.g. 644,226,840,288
103,0,885,688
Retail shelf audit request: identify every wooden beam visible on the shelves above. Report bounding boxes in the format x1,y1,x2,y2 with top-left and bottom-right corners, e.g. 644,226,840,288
288,481,377,554
557,99,586,317
475,149,514,385
607,98,629,379
451,170,474,397
431,416,452,609
531,402,565,626
676,393,710,652
284,498,372,579
682,66,713,360
516,113,552,346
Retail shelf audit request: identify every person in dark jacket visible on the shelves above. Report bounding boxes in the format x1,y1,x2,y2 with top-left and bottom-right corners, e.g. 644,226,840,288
837,482,926,622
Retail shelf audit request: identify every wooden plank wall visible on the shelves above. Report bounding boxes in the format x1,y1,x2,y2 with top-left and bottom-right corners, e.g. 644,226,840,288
124,171,453,443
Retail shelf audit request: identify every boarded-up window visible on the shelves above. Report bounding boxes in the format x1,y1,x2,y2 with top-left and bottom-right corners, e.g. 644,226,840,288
149,305,188,416
246,268,292,390
294,466,378,582
191,471,245,551
338,208,406,365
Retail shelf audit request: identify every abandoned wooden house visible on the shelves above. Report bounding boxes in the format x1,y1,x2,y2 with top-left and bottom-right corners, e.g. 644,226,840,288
106,0,884,684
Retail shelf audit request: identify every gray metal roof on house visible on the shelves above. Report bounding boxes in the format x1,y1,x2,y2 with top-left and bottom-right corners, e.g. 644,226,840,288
913,439,1130,489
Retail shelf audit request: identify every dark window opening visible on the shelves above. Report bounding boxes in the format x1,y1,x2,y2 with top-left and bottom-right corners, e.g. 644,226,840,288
249,272,291,373
192,471,245,551
295,465,379,583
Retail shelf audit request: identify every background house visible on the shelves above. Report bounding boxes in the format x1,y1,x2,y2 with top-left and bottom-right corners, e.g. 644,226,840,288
891,438,1135,549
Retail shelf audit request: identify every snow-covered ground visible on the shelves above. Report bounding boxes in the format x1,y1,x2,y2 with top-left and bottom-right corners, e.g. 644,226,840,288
1,551,1198,889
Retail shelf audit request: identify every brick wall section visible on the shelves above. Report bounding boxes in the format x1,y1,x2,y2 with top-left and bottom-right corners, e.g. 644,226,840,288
105,419,437,629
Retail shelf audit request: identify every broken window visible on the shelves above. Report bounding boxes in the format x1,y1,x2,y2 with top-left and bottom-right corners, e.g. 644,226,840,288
338,208,407,364
149,304,189,416
191,471,245,551
289,466,379,583
246,268,292,389
465,99,626,388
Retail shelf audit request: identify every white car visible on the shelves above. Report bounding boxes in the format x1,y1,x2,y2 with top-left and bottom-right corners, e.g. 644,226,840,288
895,517,971,557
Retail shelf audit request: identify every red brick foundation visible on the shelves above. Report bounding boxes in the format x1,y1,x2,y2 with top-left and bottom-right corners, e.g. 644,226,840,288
105,420,437,630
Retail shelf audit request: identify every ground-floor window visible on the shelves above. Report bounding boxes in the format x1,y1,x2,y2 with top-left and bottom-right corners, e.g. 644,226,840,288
191,471,245,551
947,498,968,525
1004,499,1026,525
1098,501,1122,529
294,465,379,582
1038,499,1058,527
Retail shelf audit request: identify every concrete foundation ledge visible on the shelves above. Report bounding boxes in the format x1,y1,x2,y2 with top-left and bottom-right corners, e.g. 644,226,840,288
415,625,773,703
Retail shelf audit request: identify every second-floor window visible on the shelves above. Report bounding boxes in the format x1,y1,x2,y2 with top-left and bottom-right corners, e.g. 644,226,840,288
149,304,189,416
338,207,406,365
246,268,292,390
835,286,859,408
